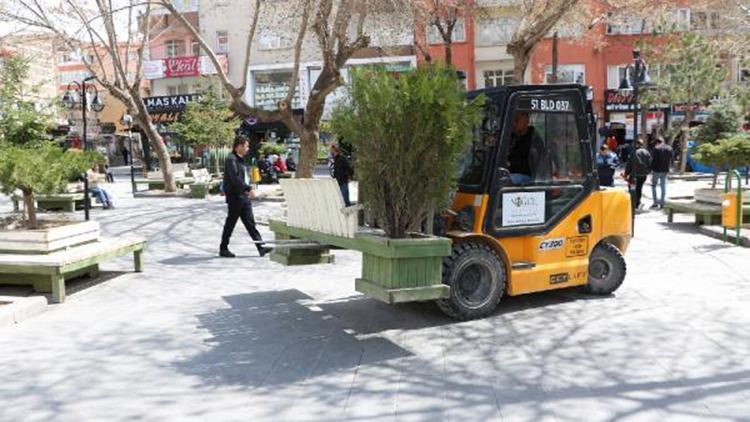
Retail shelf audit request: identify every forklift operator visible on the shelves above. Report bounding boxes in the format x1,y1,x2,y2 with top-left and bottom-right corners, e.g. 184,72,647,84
507,112,557,184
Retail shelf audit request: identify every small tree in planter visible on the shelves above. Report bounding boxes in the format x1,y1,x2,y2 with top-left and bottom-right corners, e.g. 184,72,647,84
171,94,240,174
332,65,483,238
696,99,743,145
327,65,483,303
694,134,750,191
0,143,102,229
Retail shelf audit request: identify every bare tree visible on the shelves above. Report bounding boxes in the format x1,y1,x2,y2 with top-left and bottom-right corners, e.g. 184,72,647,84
413,0,477,66
1,0,179,192
160,0,411,178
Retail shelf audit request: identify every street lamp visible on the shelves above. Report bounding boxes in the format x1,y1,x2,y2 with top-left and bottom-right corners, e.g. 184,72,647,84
618,49,652,144
62,76,104,221
120,113,136,196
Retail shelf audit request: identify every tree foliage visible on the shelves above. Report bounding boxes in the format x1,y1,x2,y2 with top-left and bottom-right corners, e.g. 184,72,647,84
641,32,728,172
171,94,240,149
0,54,53,147
696,98,743,144
331,65,483,238
0,144,102,228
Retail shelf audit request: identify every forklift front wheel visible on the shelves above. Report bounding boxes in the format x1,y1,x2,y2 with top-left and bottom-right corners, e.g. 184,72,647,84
582,242,626,295
436,243,506,320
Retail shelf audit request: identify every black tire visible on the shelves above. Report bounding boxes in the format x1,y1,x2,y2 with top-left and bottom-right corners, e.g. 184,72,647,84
582,242,626,295
436,242,506,320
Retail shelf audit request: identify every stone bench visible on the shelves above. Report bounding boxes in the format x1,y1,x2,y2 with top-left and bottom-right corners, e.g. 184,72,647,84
0,237,147,303
664,199,750,225
12,193,85,213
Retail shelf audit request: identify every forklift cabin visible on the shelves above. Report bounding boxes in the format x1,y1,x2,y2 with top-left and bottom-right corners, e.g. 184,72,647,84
438,84,632,320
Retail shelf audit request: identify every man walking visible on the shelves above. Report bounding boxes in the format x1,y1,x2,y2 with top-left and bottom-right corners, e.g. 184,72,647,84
219,136,272,258
331,144,353,206
625,138,652,210
650,136,673,209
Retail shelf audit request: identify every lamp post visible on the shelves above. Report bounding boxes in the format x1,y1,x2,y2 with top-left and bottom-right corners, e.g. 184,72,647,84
618,49,652,145
62,76,105,221
120,113,136,196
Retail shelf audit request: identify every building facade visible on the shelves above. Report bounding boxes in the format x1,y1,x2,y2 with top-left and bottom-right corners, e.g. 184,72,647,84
0,33,60,103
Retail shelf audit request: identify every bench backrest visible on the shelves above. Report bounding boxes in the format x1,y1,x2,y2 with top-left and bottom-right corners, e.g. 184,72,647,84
147,169,186,180
280,178,357,238
191,168,211,183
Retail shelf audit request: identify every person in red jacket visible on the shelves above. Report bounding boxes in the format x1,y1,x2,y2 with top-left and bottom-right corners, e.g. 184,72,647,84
273,155,287,174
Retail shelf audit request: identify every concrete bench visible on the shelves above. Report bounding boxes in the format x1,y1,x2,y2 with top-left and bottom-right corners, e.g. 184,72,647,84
664,199,750,225
270,179,361,265
12,193,85,213
0,237,147,303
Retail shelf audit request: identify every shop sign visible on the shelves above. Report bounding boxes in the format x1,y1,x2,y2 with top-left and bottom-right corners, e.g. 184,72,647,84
604,89,669,112
165,56,200,78
143,54,228,80
144,94,203,114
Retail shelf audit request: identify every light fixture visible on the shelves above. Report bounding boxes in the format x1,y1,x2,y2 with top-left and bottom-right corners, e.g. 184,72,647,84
120,113,133,126
90,92,104,112
62,90,77,109
618,77,634,96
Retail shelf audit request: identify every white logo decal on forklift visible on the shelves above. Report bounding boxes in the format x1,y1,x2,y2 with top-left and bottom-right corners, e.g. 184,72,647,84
539,238,564,251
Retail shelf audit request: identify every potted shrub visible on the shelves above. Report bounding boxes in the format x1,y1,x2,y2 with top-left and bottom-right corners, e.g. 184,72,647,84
0,143,103,252
0,54,103,252
693,134,750,204
330,65,482,303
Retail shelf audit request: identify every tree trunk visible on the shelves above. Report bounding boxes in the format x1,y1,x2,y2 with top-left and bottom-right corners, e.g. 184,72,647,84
444,42,453,67
132,99,177,192
679,109,695,174
510,49,530,85
297,129,320,179
22,189,38,229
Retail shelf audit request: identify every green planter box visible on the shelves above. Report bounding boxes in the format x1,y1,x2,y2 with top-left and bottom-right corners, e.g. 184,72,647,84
190,183,209,199
355,234,451,304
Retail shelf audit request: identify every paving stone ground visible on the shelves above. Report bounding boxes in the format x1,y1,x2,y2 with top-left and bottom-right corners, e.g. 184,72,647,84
1,172,749,421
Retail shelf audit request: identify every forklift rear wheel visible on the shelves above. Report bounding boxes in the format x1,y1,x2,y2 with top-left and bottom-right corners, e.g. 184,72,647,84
437,242,506,320
582,242,626,295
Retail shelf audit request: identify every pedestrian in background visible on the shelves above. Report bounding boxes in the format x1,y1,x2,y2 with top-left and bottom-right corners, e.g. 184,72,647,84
331,144,353,206
219,136,272,258
625,138,652,210
650,136,674,209
596,144,619,187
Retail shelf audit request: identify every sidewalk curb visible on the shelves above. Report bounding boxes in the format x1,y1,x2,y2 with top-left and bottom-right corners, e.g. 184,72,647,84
697,225,750,247
0,296,48,327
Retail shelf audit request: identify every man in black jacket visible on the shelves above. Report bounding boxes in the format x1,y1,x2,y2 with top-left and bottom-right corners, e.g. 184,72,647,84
219,137,272,258
625,138,652,210
649,136,673,209
331,144,353,206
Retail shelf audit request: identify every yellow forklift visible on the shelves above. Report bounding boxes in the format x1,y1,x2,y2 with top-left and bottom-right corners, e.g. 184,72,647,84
437,84,632,320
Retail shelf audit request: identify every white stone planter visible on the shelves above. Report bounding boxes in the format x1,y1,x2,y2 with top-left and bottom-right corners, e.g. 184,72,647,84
0,221,100,254
694,188,750,205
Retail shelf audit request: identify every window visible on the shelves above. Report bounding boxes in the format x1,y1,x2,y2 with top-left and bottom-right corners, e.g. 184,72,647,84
690,11,720,30
168,85,178,95
216,31,228,54
253,71,301,110
427,18,466,44
166,40,184,57
739,62,750,83
59,70,92,85
59,51,80,64
544,64,585,84
677,9,691,31
484,69,514,87
475,17,518,46
607,65,631,89
258,29,284,50
606,12,648,34
493,105,586,229
192,40,201,56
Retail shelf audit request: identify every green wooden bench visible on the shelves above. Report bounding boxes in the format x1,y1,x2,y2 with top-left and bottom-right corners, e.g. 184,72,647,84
12,193,85,213
0,237,147,303
664,199,750,225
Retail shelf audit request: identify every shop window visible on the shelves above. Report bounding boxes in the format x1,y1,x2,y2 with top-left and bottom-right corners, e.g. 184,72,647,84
544,65,585,84
427,18,466,44
216,31,229,54
253,71,301,110
484,69,514,88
